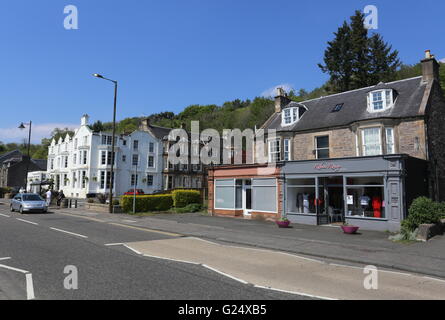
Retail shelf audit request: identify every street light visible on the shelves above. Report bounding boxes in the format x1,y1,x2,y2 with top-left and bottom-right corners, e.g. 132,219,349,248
93,73,118,214
18,121,32,192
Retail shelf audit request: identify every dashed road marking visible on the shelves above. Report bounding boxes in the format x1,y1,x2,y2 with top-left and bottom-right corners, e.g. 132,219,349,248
16,218,38,226
0,213,10,217
108,223,182,237
0,257,12,261
49,227,88,239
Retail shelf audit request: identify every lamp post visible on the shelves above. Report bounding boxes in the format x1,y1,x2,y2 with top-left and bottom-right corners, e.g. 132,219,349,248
93,73,118,213
18,121,32,192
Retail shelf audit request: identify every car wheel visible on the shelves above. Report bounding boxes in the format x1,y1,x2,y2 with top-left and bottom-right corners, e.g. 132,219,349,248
10,205,14,212
19,206,23,214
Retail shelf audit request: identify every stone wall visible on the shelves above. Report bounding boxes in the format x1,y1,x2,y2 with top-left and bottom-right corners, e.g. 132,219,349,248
292,128,356,161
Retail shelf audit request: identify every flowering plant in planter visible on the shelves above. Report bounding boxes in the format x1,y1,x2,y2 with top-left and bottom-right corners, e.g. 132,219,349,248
276,217,291,228
341,223,360,234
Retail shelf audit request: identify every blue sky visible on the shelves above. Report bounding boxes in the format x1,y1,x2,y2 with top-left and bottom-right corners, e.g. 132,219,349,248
0,0,444,143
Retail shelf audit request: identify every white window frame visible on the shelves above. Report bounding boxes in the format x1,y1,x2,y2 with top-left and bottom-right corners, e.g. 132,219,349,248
368,90,395,113
283,139,291,161
268,139,281,162
361,127,382,156
385,127,395,154
281,106,307,127
315,136,330,159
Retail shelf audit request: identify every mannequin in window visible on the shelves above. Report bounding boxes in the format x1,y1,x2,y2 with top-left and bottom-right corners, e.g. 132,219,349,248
372,196,382,218
303,193,310,214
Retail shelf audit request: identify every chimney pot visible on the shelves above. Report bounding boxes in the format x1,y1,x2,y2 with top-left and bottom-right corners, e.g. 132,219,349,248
421,50,440,82
274,87,290,113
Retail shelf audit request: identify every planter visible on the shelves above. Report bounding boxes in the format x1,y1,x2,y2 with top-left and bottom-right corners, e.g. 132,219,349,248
276,220,291,228
4,193,12,199
341,225,360,234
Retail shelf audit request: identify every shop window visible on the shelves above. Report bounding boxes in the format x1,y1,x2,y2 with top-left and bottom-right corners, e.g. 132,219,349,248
215,179,235,209
346,176,385,219
252,179,277,212
287,178,316,214
315,136,329,159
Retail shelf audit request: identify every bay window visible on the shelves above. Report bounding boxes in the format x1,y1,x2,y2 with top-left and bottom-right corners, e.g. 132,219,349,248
386,128,395,154
362,127,382,156
268,139,281,162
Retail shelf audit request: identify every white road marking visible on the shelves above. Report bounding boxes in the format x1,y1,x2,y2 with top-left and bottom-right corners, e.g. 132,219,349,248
104,243,125,246
0,263,29,274
49,227,88,238
26,273,35,300
0,213,10,217
122,244,142,255
202,264,249,285
142,253,201,266
254,285,337,300
16,218,38,226
0,257,11,261
122,220,137,223
423,276,445,283
0,264,35,300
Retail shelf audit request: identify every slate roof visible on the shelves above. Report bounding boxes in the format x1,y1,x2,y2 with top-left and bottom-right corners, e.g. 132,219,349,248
0,150,23,164
148,124,172,140
263,76,427,132
31,159,47,171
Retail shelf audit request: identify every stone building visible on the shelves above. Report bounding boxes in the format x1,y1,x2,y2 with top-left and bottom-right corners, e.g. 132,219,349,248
0,150,47,190
209,51,445,231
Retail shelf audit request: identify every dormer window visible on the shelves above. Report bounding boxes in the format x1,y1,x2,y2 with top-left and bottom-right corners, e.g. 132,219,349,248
368,89,396,112
281,106,306,126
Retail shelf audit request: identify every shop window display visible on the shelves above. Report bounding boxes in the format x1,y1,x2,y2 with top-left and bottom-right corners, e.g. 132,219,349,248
346,176,385,219
287,178,316,214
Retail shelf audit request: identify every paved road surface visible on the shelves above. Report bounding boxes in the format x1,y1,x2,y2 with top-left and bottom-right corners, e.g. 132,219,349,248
1,205,444,300
0,206,306,300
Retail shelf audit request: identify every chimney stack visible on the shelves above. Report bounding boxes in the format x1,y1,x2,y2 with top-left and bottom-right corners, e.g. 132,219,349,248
81,114,89,126
274,87,291,113
139,118,150,131
421,50,440,83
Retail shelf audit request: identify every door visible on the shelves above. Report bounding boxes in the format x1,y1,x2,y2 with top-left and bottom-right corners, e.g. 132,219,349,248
317,176,344,225
243,179,253,216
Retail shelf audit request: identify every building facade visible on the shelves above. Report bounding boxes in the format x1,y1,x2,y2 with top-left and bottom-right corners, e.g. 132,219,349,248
0,150,47,190
47,115,164,198
209,51,445,231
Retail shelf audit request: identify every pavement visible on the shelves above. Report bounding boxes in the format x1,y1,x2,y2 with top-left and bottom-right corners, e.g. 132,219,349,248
51,205,445,279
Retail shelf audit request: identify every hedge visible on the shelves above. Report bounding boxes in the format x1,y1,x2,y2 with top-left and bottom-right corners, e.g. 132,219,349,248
172,189,201,208
121,194,173,213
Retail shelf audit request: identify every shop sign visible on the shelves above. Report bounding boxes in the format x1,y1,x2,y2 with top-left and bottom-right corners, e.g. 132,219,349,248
314,162,343,172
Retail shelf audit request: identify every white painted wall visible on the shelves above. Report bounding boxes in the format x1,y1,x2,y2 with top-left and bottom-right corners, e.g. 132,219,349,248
46,115,164,198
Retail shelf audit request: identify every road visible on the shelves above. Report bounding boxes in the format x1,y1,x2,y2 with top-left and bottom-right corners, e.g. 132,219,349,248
1,204,445,300
0,205,305,300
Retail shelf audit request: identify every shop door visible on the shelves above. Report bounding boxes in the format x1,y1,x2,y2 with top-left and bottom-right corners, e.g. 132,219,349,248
317,177,344,225
243,180,252,216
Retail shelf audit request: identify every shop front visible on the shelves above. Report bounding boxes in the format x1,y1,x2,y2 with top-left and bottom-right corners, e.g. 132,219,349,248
208,164,283,220
282,155,428,232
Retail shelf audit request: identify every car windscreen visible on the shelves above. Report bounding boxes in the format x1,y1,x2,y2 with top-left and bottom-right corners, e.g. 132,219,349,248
22,195,43,201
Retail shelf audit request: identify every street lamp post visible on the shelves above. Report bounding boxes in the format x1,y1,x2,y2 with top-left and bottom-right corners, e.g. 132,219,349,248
19,121,32,192
93,73,118,214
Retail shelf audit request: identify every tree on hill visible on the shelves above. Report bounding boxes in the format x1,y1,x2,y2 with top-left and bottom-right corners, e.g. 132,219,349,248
319,10,401,93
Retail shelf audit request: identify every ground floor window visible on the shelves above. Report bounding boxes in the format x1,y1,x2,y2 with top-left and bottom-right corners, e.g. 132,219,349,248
287,178,316,214
346,176,385,219
214,178,277,212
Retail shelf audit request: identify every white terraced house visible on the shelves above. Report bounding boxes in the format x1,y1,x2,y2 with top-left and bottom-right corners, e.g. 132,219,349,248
47,115,164,198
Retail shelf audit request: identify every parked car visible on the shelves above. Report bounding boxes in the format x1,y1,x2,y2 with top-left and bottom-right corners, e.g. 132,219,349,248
124,189,145,195
10,193,48,214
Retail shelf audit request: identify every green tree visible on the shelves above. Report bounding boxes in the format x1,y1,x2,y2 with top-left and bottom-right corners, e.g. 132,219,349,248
319,10,401,93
